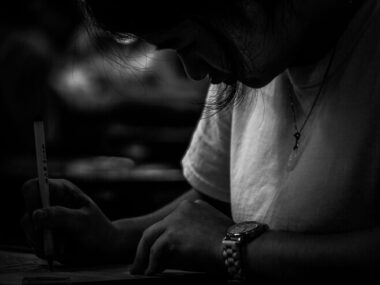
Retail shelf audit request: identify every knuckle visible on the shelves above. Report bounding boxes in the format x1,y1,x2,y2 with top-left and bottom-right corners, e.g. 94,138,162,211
51,178,68,190
140,232,151,249
21,178,38,194
49,178,63,190
168,241,176,253
166,238,177,253
141,228,151,241
79,208,90,220
150,244,161,258
62,179,77,190
165,230,176,243
149,242,166,264
142,224,156,240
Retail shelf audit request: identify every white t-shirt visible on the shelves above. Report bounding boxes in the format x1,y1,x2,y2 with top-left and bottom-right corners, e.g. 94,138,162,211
182,0,380,233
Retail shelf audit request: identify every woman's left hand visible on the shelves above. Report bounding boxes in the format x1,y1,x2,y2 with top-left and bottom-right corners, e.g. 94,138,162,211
130,199,234,275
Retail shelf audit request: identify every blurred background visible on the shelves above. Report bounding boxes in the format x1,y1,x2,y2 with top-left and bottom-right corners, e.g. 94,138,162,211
0,1,209,248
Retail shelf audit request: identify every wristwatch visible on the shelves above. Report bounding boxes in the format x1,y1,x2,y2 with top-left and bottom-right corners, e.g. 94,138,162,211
222,221,268,282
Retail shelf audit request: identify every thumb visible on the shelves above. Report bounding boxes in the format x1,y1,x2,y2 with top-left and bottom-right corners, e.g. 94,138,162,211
33,206,83,232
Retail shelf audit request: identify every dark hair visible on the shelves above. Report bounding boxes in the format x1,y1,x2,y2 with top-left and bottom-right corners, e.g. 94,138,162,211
80,0,232,39
80,0,267,110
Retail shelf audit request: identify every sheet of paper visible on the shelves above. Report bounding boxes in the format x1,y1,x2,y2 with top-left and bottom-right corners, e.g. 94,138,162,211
0,250,214,285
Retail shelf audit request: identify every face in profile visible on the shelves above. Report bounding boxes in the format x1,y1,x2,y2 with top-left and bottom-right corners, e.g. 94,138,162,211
140,11,283,88
137,2,300,88
86,0,351,89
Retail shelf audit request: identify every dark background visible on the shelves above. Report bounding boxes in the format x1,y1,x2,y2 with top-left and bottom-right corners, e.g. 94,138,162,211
0,1,209,249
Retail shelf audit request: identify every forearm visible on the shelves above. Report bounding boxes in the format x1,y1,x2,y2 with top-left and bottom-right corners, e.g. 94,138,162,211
110,189,209,263
246,226,380,282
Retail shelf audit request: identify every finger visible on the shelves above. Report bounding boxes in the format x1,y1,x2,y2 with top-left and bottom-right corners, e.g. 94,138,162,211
144,234,169,275
53,233,70,264
53,233,64,258
49,179,91,209
20,213,44,258
49,229,79,265
32,205,84,233
130,223,165,275
22,178,89,212
22,178,42,213
20,214,37,249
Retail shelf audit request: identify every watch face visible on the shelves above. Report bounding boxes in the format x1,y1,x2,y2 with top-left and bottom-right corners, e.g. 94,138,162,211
228,221,261,235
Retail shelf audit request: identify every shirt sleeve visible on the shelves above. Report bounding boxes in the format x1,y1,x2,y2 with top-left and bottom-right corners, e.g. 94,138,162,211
181,84,232,203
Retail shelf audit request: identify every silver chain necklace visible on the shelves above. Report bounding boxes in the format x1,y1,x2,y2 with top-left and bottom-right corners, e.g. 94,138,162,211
288,46,336,151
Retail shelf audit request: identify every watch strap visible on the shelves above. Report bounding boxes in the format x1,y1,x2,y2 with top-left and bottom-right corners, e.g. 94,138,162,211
222,222,268,283
222,239,243,280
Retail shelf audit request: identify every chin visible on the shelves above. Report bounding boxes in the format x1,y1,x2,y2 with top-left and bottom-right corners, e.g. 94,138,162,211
241,75,276,89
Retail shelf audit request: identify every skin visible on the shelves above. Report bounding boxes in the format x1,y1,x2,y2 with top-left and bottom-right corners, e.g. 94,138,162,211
21,179,121,265
22,0,379,282
22,179,231,273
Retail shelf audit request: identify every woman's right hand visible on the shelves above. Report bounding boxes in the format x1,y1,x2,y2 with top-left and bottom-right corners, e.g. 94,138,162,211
21,178,122,266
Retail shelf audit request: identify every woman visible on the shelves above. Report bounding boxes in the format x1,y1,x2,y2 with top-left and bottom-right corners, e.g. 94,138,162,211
22,0,380,283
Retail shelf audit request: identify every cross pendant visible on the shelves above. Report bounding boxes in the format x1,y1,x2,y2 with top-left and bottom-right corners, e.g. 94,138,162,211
293,132,301,151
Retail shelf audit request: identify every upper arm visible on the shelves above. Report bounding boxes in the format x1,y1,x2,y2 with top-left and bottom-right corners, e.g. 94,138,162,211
182,85,233,204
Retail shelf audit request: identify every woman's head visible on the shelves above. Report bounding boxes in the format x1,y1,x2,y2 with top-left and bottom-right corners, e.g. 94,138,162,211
82,0,361,100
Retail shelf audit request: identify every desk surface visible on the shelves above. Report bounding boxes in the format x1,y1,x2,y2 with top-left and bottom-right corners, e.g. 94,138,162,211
0,250,224,285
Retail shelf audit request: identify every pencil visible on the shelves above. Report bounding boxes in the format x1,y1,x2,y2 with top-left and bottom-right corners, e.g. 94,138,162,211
33,120,54,271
